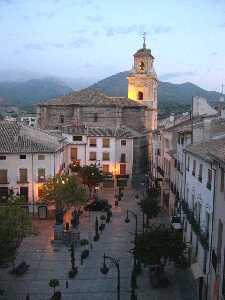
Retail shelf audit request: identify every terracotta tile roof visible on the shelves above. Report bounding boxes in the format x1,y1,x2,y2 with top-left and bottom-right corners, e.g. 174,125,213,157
0,121,63,154
186,137,225,163
38,88,145,108
62,125,141,138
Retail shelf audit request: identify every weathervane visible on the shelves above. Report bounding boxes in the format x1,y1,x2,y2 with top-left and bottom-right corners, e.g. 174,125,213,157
142,32,147,48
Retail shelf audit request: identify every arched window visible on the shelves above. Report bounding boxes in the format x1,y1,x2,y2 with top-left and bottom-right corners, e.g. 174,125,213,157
138,91,143,100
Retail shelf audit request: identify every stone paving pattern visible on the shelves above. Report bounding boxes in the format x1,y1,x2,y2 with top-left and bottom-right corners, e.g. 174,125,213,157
0,188,197,300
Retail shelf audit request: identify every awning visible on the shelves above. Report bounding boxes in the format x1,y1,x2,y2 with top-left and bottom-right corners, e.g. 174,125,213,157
190,262,204,279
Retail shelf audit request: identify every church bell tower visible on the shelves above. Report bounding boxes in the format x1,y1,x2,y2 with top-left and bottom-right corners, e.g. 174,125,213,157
127,34,158,130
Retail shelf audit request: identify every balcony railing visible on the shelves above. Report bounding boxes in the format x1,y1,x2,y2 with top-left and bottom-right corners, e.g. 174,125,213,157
17,178,29,184
0,179,9,184
181,200,209,250
37,176,46,183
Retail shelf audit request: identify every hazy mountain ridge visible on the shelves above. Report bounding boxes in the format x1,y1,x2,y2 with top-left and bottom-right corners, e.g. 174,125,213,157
0,78,73,105
90,71,222,104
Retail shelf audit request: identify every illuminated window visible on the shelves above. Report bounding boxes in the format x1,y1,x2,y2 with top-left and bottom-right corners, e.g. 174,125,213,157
102,152,110,161
71,148,77,160
102,138,110,148
89,152,96,161
38,187,43,199
102,164,109,173
19,168,28,183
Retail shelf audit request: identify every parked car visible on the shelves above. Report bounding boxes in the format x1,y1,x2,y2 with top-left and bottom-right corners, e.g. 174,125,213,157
84,199,112,212
170,215,182,231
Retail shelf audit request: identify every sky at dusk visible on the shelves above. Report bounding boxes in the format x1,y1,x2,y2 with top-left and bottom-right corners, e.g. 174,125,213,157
0,0,225,91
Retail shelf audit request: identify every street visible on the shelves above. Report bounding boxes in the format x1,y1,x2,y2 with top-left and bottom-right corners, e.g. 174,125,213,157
0,187,197,300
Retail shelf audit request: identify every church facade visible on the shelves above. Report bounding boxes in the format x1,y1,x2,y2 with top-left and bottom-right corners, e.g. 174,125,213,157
37,39,158,185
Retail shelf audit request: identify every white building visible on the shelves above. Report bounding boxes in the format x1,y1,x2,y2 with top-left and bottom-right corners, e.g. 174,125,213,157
0,121,65,210
62,124,137,186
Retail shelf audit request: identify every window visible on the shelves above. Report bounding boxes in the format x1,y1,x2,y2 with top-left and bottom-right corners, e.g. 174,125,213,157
89,152,96,161
192,160,196,176
0,169,8,184
102,164,109,173
38,168,45,182
199,164,203,182
207,169,212,190
221,168,224,192
38,187,43,199
60,114,64,124
187,156,190,171
138,91,143,100
120,163,126,175
0,156,6,160
20,154,26,159
121,140,126,146
120,153,126,163
73,136,82,142
102,152,110,161
71,148,77,161
19,168,28,183
38,155,45,160
94,113,98,122
102,138,110,148
89,138,97,147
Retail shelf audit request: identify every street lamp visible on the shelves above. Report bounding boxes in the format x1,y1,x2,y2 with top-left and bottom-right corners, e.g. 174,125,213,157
100,253,120,300
125,209,138,267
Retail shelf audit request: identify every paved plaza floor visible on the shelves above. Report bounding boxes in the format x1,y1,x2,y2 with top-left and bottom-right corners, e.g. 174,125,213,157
0,188,197,300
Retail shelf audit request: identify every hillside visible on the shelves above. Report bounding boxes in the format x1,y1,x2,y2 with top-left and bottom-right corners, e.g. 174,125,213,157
90,71,223,115
0,78,73,105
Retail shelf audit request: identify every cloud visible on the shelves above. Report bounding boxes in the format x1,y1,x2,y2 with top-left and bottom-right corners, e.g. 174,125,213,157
24,42,47,51
13,49,21,55
105,25,138,37
86,15,103,23
152,26,172,34
210,51,218,56
104,24,172,37
69,37,93,48
52,43,64,48
36,11,55,18
218,23,225,27
160,71,196,81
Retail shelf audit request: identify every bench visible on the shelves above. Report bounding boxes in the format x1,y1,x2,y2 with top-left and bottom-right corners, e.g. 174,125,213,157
11,261,30,276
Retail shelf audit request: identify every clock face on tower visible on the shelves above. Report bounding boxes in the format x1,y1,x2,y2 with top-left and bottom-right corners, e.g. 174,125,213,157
139,61,145,72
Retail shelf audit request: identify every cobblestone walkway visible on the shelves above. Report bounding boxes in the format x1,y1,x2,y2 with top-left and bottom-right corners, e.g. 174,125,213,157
0,188,197,300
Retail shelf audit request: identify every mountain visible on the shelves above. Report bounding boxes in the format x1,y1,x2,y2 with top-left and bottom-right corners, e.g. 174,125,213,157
0,78,73,106
90,71,223,115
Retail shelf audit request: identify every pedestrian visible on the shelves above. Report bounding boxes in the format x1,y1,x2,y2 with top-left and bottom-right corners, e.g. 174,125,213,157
66,280,68,289
25,293,30,300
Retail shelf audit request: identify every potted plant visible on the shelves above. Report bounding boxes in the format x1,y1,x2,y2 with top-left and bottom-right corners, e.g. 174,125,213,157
49,279,61,299
68,244,78,278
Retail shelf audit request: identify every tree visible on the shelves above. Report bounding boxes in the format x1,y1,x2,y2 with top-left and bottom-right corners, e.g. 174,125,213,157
78,164,103,199
41,174,87,210
133,225,186,269
138,191,160,225
48,279,59,295
0,195,32,266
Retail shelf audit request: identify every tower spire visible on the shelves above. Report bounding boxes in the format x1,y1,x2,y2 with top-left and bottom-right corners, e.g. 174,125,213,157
142,32,147,49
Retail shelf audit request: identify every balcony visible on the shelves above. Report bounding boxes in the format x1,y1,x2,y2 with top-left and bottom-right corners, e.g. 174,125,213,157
0,180,9,184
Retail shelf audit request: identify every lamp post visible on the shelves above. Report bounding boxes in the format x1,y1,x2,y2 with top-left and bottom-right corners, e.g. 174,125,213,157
125,209,138,266
100,253,120,300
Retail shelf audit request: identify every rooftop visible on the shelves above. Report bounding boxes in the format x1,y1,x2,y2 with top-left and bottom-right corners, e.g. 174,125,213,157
0,121,64,154
38,88,145,108
62,124,141,139
186,136,225,163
